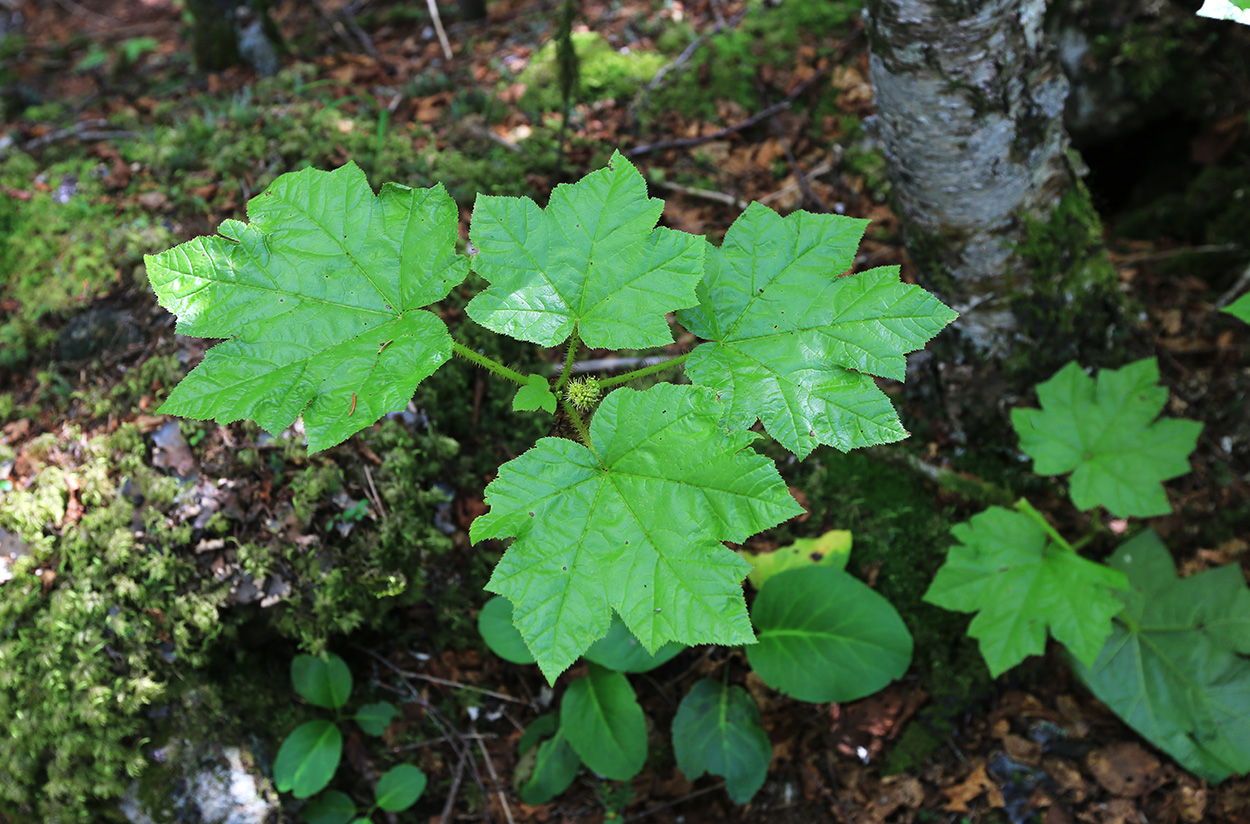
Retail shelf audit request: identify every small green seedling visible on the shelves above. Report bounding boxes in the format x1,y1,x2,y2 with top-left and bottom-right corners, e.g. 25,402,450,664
926,358,1249,784
274,652,426,820
146,153,955,685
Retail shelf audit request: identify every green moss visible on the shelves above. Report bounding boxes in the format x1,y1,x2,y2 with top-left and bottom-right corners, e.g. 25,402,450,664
0,153,174,367
647,0,861,122
519,32,666,112
0,435,235,822
1008,179,1129,378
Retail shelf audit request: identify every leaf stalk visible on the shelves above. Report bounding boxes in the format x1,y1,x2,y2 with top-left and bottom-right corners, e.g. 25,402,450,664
451,341,530,385
598,353,690,390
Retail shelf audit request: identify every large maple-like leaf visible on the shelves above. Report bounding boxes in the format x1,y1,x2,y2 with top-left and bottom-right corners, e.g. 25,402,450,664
146,163,468,452
924,506,1128,677
465,150,705,349
470,383,803,682
1011,358,1202,518
1072,530,1250,783
676,204,956,458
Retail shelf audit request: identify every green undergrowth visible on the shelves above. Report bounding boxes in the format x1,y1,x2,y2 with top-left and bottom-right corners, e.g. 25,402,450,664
519,31,666,113
644,0,862,124
0,152,174,367
774,446,991,772
114,62,562,210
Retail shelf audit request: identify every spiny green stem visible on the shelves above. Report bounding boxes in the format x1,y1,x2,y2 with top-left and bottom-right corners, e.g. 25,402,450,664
554,327,581,394
598,353,690,390
1014,498,1073,552
451,341,529,385
560,396,596,455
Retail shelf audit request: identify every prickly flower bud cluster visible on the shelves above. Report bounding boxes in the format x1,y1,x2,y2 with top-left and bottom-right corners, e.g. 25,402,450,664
566,376,601,411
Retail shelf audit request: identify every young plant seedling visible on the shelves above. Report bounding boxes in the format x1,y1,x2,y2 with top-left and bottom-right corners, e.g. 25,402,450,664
274,652,426,821
146,152,955,682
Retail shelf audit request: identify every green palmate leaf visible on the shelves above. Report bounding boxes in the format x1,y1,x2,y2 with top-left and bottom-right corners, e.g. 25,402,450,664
302,790,356,824
672,679,772,804
514,374,557,413
353,701,398,736
466,151,705,349
146,163,468,452
739,528,851,590
747,566,912,702
472,384,803,681
677,204,956,458
374,763,427,812
1011,359,1202,518
560,665,647,781
478,595,537,665
515,715,581,805
273,720,342,799
583,612,685,673
1072,530,1250,783
924,506,1128,677
292,653,353,710
1225,293,1250,324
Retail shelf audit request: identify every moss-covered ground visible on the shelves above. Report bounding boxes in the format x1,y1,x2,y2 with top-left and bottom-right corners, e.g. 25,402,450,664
0,0,1247,821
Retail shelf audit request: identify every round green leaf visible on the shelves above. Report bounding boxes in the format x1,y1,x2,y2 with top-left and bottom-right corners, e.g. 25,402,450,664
515,727,581,806
584,613,685,673
478,596,536,665
747,566,912,702
672,680,772,804
560,665,647,781
301,790,355,824
740,529,852,590
354,701,398,736
291,653,353,710
273,720,342,799
374,763,427,812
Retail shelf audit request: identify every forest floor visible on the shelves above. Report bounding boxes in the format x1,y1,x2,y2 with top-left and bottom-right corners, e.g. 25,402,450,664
1,0,1249,822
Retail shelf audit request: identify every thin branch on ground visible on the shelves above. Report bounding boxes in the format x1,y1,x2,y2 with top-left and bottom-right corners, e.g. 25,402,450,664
18,120,135,153
647,176,750,210
757,159,833,206
1215,260,1250,309
627,5,750,126
766,102,831,213
426,0,453,60
472,725,516,824
390,664,533,706
439,750,469,824
622,783,725,822
628,68,828,157
1114,242,1240,268
362,464,386,520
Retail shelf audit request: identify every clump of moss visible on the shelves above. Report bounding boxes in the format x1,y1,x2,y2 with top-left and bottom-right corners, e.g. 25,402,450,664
518,31,666,113
0,427,233,822
1008,180,1130,379
0,152,174,367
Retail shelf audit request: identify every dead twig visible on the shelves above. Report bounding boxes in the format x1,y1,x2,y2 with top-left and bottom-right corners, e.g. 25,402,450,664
758,159,833,205
627,67,829,158
767,105,831,212
18,120,134,153
647,177,749,211
391,664,533,706
1215,260,1250,309
473,726,516,824
439,750,468,824
1114,242,1240,268
426,0,453,61
622,782,725,822
363,464,386,520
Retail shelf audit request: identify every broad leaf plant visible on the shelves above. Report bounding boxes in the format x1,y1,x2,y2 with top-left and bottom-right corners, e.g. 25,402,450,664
148,152,957,681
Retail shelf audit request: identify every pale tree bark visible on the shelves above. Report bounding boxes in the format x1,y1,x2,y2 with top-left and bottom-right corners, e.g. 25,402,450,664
864,0,1121,366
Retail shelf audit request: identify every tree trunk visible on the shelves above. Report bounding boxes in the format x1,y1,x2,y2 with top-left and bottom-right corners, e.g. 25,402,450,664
864,0,1122,370
459,0,489,22
185,0,281,74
